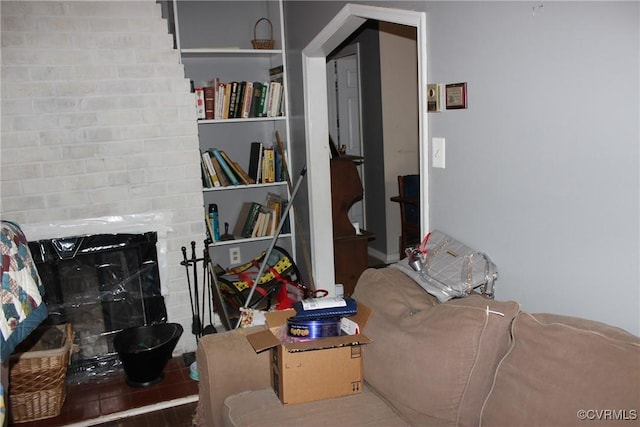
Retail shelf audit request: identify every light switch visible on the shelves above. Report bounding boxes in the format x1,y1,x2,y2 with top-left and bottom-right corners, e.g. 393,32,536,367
432,137,445,168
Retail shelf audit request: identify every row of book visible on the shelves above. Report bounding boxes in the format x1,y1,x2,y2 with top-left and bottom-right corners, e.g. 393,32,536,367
232,193,286,239
201,148,254,188
247,141,286,185
201,143,286,188
195,66,285,121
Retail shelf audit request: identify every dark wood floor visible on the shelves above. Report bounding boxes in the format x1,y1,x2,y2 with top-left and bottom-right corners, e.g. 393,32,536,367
10,356,198,427
368,254,388,269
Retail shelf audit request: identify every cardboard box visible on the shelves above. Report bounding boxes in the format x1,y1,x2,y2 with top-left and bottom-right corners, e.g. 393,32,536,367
246,304,372,404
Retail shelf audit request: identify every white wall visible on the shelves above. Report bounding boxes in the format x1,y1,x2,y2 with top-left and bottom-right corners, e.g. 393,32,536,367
0,0,207,354
283,1,640,335
379,22,419,259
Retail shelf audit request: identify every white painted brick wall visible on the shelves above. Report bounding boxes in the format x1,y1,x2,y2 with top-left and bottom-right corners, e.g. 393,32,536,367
1,0,206,354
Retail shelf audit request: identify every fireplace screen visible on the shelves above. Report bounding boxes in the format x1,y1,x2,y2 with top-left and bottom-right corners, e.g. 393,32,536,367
28,232,167,382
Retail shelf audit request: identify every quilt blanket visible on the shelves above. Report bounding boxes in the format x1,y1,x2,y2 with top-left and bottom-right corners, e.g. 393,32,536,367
0,221,47,362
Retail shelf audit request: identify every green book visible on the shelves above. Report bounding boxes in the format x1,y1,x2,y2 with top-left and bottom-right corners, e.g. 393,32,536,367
241,202,262,238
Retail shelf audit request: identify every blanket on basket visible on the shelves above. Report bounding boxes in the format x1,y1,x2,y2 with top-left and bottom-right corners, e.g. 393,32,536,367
0,220,47,362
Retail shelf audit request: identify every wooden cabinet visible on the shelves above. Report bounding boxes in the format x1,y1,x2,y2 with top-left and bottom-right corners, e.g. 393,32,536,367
330,156,374,296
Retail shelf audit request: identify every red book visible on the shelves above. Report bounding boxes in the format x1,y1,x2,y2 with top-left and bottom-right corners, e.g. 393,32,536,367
204,86,215,120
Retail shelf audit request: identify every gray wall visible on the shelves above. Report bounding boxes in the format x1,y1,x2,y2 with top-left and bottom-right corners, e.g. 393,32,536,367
283,1,639,335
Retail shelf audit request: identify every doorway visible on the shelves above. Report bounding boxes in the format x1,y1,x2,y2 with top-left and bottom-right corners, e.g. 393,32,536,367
327,45,365,230
326,22,419,264
303,4,429,295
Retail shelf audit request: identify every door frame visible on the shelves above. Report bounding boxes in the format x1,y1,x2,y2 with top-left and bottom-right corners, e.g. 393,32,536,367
327,46,366,230
302,3,429,294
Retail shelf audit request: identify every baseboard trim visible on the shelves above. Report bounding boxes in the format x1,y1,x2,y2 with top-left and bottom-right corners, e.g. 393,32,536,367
367,247,399,264
66,394,199,427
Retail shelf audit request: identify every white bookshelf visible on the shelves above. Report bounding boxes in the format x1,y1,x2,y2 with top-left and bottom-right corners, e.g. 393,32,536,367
172,0,295,269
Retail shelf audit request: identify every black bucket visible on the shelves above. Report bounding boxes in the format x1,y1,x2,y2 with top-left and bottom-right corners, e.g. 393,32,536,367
113,323,183,387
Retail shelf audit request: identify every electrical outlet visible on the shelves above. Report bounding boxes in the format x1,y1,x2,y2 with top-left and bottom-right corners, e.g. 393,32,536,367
229,247,241,264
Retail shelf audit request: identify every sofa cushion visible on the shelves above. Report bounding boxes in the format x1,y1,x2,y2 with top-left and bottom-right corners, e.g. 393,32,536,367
223,386,409,427
480,312,640,426
352,267,520,427
352,267,441,316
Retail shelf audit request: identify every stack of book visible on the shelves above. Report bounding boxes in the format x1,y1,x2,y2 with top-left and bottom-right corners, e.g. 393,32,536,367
247,141,285,185
232,193,285,239
201,148,255,188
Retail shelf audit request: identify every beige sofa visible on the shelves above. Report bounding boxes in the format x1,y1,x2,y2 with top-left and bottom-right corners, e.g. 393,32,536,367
195,267,640,427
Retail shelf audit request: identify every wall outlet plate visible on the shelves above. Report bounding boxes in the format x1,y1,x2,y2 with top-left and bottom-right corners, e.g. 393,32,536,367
229,247,241,264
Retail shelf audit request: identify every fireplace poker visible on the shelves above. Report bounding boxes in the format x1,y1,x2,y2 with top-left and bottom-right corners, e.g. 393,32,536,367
235,165,307,329
202,246,216,335
191,241,202,338
181,246,198,340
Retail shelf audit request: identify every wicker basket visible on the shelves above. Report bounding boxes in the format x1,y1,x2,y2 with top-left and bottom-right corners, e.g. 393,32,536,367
8,323,74,423
252,18,275,49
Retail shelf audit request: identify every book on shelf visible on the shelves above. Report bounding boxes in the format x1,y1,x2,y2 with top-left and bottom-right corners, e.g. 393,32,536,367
227,81,239,119
266,81,282,118
247,141,263,182
274,147,283,183
200,157,212,188
234,81,246,118
210,155,230,187
269,65,285,116
204,85,215,120
195,87,205,119
210,148,240,186
201,150,221,187
258,82,269,117
219,150,242,184
265,192,282,224
251,210,266,238
232,201,253,237
261,204,277,236
269,65,284,83
219,150,253,185
233,201,262,239
232,161,256,185
265,192,283,234
222,83,232,119
241,81,253,119
262,146,276,183
249,82,263,118
216,80,226,120
251,204,276,238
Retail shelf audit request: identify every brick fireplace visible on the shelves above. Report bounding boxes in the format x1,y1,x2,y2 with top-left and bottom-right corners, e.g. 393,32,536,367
0,1,207,355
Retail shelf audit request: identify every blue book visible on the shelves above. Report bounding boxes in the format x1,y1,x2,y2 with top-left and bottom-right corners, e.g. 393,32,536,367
211,149,239,186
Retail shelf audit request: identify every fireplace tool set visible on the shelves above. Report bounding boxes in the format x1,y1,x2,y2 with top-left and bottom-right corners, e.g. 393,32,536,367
181,241,217,342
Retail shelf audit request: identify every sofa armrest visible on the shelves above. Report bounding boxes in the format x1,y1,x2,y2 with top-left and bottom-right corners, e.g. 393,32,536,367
196,326,271,427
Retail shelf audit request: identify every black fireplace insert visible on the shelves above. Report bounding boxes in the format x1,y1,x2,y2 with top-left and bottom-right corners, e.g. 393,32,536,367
28,232,167,381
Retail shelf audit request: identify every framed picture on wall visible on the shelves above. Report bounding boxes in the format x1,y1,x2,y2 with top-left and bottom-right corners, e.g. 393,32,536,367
445,82,467,109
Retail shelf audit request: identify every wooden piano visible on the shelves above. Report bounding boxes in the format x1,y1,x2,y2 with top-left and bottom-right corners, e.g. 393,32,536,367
330,155,374,297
